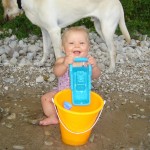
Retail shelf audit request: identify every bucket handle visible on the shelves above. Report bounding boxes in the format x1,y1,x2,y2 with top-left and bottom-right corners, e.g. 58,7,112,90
52,98,106,134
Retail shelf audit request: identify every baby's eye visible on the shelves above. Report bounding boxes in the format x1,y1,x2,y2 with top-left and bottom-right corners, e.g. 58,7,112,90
80,42,85,44
69,42,74,44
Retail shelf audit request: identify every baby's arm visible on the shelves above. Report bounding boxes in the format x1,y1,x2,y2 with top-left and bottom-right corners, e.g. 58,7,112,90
87,55,101,79
53,55,74,77
53,57,67,77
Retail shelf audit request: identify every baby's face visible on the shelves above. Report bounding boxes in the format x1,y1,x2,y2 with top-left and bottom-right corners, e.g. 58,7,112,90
62,31,90,57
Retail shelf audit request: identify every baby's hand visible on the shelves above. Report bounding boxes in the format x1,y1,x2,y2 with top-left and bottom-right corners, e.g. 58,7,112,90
63,54,74,67
87,55,97,68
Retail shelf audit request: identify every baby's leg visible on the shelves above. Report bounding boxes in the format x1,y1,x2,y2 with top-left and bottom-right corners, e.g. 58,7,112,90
39,91,59,125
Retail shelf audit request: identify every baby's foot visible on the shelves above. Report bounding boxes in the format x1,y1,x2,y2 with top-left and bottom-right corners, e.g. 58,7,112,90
39,117,59,126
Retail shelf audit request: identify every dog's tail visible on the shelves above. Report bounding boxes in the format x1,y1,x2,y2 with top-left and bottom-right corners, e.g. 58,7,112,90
119,5,131,44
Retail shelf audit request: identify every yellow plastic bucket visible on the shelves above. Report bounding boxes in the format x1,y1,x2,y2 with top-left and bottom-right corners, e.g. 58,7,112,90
53,89,104,146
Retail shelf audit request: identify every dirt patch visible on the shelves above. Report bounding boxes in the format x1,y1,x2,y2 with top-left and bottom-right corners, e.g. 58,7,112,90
0,65,150,150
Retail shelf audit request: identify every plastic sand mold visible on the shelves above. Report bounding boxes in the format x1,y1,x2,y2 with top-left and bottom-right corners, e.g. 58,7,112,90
69,57,92,106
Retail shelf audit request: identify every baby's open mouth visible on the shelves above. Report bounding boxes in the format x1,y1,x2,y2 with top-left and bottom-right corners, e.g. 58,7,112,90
73,51,81,55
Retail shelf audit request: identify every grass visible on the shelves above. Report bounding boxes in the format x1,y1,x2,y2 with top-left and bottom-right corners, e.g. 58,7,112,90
0,0,149,39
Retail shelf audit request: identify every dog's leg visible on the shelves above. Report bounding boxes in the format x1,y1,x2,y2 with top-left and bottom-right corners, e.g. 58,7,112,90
48,27,63,59
101,21,118,72
35,28,51,66
93,18,105,41
94,18,118,72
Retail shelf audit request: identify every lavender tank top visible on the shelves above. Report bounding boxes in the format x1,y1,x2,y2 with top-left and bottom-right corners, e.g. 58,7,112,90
57,69,70,91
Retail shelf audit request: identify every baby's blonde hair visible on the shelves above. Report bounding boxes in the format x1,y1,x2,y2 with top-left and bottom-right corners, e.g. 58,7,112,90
62,26,90,45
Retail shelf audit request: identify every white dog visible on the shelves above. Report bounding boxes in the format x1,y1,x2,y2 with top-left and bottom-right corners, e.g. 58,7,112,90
2,0,130,72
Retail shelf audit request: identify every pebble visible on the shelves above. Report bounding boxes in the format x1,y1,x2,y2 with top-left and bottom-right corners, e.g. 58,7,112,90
89,134,95,143
4,86,9,90
13,145,24,150
3,78,15,83
121,101,126,105
5,123,13,128
36,75,44,83
7,113,16,120
44,130,51,136
48,74,56,82
44,141,53,146
139,108,145,112
140,115,146,119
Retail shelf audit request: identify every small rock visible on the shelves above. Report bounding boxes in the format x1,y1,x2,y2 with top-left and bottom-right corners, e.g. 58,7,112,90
13,145,24,150
36,75,44,83
44,141,53,146
7,113,16,120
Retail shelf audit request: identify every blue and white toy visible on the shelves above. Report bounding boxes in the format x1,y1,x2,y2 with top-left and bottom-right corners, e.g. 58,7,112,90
64,101,72,110
69,57,92,106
